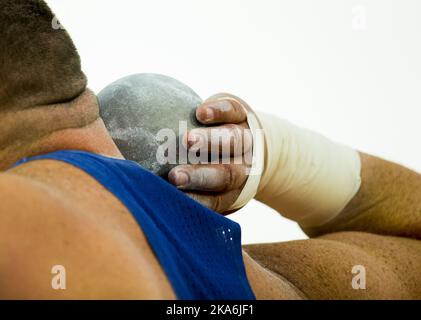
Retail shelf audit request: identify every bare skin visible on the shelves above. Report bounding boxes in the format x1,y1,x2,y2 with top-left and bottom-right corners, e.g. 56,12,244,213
168,94,421,299
172,94,421,299
0,89,420,299
1,0,420,299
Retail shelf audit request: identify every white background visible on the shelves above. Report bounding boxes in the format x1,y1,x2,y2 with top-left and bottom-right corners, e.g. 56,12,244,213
47,0,421,244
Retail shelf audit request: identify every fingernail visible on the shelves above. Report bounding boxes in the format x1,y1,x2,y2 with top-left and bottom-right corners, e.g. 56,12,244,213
187,132,202,149
215,100,233,112
205,108,215,122
174,171,190,188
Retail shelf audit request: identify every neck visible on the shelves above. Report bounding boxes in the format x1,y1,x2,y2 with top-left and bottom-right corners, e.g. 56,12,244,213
0,89,123,170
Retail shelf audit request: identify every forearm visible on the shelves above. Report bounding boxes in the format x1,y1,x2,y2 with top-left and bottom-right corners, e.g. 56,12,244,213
255,112,361,228
304,153,421,238
254,113,421,238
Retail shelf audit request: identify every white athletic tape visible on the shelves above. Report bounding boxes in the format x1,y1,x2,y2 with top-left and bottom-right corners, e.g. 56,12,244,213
226,99,265,210
255,113,362,227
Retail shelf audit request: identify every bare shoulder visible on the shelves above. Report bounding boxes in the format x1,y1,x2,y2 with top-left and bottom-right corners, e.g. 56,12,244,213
0,170,98,245
0,170,77,216
0,170,174,299
244,231,421,299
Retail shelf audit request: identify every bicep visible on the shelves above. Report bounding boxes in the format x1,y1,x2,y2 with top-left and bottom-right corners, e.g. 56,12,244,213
244,231,421,299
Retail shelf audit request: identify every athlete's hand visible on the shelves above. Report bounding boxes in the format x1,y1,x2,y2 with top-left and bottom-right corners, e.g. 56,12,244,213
168,93,253,214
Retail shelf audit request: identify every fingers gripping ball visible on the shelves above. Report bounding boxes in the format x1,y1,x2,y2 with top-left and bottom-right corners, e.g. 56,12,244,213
98,74,262,213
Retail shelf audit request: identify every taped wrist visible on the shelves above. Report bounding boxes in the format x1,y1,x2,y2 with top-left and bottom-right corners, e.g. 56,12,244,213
255,112,362,227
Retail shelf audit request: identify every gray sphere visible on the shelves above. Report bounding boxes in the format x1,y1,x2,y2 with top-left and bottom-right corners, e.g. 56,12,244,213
98,73,202,177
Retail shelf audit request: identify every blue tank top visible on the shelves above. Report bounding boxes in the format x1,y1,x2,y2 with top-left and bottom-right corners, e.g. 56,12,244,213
14,150,255,300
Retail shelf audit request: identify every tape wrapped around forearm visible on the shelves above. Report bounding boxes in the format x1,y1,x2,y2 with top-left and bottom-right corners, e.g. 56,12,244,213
230,110,362,228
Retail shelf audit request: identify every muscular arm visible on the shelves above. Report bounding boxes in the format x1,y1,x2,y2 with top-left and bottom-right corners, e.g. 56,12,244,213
170,98,421,239
303,153,421,239
245,231,421,299
252,111,421,238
